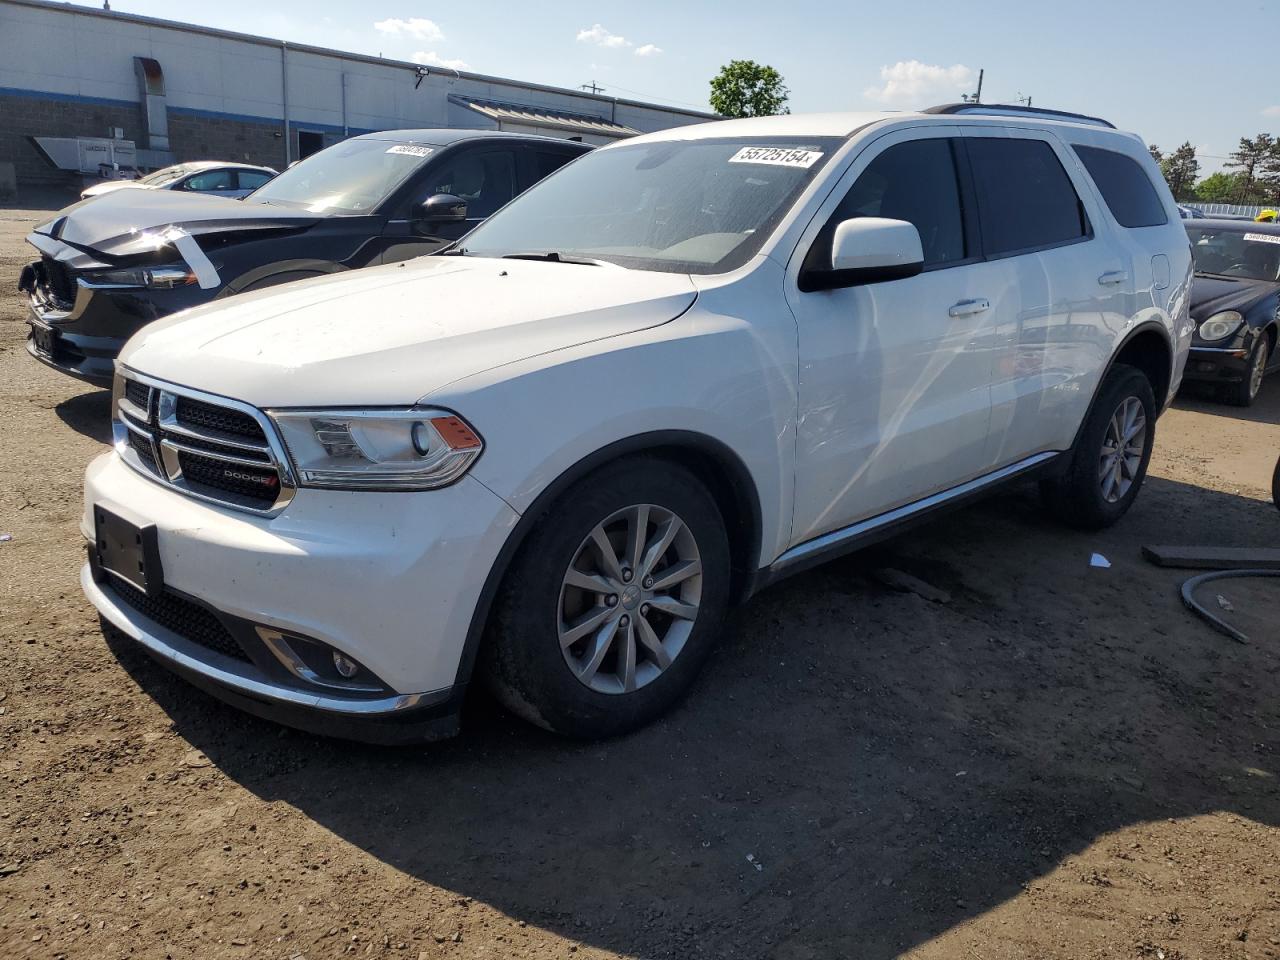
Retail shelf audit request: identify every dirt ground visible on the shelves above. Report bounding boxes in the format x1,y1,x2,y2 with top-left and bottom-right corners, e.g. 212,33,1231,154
2,195,1280,960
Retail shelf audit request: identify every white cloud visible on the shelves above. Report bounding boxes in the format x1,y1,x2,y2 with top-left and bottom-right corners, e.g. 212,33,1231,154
374,17,444,41
634,43,663,57
863,60,975,106
577,24,630,48
412,50,468,71
1263,105,1280,118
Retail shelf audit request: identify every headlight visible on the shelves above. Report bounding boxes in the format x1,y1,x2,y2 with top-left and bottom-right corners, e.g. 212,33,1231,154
1197,311,1244,342
79,265,196,289
269,408,483,490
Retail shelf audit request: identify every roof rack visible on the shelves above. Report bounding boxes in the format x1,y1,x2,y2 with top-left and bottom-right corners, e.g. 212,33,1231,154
923,103,1115,130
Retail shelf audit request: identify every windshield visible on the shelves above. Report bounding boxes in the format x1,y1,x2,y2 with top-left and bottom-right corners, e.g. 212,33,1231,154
458,137,842,274
245,139,438,214
139,164,195,186
1187,226,1280,282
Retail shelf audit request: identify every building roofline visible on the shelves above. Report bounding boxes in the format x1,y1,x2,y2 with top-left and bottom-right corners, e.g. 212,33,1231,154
4,0,719,121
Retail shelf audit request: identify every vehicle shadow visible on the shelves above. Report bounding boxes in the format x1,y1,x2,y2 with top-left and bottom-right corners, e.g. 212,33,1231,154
1174,379,1280,425
55,388,112,444
103,475,1280,958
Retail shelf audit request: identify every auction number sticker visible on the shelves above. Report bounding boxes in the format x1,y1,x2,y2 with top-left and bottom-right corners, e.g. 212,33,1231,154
729,146,824,168
387,144,434,158
1243,232,1280,245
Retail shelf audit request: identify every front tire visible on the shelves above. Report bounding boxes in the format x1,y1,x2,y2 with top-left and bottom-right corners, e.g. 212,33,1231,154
482,458,731,739
1225,335,1269,407
1041,363,1156,530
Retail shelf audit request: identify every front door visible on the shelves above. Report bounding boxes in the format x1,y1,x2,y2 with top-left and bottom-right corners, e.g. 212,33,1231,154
784,128,1004,545
379,146,519,264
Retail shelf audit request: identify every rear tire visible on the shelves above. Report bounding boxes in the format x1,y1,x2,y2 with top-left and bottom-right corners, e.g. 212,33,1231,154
1041,363,1156,530
482,458,730,739
1225,335,1269,408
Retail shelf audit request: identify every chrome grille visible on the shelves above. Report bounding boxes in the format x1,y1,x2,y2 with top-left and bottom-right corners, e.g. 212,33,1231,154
112,371,296,514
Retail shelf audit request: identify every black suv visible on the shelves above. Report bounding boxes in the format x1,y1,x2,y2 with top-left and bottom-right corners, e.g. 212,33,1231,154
20,130,590,385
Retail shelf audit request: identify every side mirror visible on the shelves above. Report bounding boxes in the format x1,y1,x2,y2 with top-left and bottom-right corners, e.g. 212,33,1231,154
800,217,924,292
418,193,468,224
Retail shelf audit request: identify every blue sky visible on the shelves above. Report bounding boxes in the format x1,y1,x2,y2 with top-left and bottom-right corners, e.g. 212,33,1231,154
108,0,1279,175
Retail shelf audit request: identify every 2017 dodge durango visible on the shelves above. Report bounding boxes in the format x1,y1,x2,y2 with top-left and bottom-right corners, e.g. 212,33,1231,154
80,105,1192,743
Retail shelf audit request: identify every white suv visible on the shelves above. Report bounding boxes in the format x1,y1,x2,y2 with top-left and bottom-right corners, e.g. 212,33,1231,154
81,106,1192,742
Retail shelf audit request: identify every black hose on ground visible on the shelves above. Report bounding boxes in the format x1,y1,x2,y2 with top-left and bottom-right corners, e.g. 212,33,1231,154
1180,569,1280,644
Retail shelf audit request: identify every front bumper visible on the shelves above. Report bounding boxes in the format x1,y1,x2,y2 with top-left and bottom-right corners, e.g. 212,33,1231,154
81,451,521,743
84,565,461,744
21,260,216,387
1182,344,1252,383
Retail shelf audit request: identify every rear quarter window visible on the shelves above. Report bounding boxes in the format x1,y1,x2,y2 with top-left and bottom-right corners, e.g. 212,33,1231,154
1073,145,1168,228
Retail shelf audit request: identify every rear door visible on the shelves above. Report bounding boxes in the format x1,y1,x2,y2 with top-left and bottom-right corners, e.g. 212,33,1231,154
785,126,1006,544
960,129,1127,466
521,146,587,191
233,168,275,199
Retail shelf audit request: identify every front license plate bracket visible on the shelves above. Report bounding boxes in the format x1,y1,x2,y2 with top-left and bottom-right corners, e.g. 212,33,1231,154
93,505,163,597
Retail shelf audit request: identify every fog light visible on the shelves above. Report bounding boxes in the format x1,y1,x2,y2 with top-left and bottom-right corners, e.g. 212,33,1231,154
332,652,359,678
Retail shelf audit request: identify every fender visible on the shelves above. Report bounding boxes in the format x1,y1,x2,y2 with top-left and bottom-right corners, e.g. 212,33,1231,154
452,430,763,692
217,259,348,298
1046,318,1175,478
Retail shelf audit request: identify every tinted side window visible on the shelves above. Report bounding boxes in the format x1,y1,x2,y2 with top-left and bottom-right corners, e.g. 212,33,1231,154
830,138,967,267
236,170,274,191
181,169,235,192
533,150,578,182
422,150,517,219
966,138,1087,256
1072,145,1168,228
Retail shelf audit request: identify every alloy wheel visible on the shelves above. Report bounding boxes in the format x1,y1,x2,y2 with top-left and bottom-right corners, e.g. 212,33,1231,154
558,504,702,695
1250,340,1269,400
1098,396,1146,504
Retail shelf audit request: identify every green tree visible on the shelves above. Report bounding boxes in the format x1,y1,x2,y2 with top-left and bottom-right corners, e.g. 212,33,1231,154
709,60,790,118
1148,144,1164,167
1225,133,1276,199
1195,171,1247,203
1160,142,1200,201
1259,137,1280,202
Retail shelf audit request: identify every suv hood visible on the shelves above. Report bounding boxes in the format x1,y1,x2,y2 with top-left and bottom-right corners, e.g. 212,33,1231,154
33,189,320,259
121,256,697,407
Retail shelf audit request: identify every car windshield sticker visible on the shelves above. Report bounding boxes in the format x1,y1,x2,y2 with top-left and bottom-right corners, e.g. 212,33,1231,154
728,147,824,168
1243,232,1280,245
387,144,433,158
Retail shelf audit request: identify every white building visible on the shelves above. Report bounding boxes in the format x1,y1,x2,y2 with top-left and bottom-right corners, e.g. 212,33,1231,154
0,0,717,186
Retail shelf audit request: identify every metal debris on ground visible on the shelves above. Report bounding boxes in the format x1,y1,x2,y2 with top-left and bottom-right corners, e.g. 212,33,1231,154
1179,569,1280,645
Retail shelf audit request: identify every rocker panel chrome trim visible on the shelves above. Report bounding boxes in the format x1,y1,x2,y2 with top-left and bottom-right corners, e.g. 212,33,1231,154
770,452,1059,573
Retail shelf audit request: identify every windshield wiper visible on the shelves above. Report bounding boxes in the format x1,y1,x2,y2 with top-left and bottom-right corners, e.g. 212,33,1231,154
438,246,468,256
500,251,609,267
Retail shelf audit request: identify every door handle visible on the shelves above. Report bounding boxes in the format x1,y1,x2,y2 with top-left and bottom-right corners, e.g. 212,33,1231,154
948,298,990,318
1098,270,1129,286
